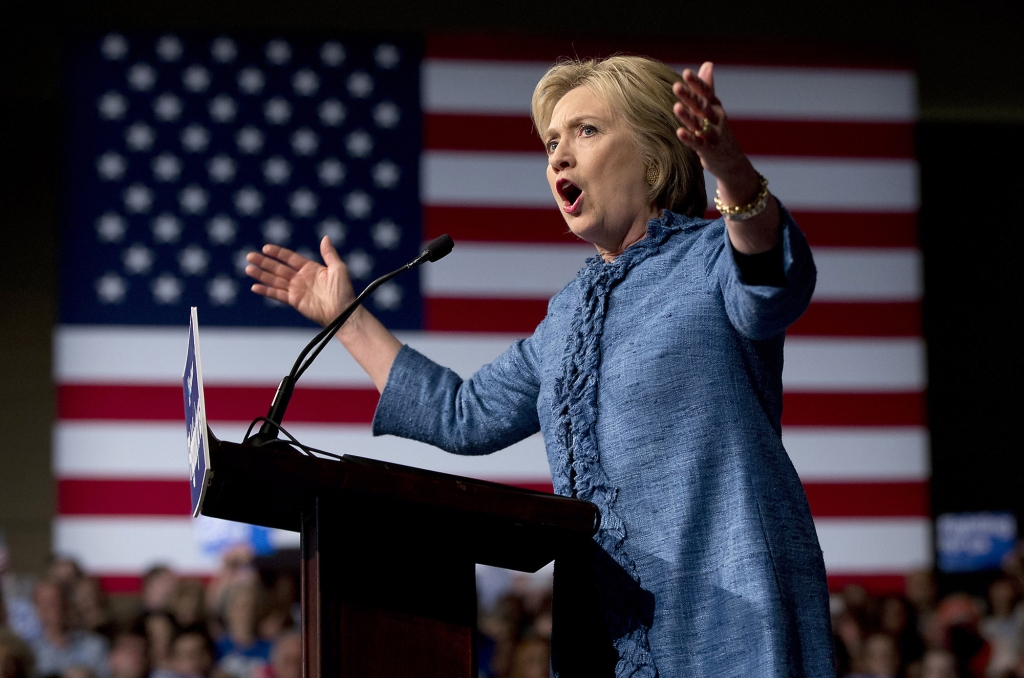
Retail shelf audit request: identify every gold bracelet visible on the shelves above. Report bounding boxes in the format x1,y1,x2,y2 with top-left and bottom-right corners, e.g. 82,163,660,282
714,174,770,221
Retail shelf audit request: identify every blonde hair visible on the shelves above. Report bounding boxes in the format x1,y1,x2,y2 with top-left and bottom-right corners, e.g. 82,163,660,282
531,55,707,217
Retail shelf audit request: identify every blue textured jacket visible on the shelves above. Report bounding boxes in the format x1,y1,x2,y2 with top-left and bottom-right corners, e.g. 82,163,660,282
372,208,836,677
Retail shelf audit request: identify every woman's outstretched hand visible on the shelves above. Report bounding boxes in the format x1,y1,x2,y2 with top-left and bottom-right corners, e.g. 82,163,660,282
672,62,780,254
245,236,355,327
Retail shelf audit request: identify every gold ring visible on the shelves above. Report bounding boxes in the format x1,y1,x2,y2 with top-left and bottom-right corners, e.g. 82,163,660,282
699,117,712,135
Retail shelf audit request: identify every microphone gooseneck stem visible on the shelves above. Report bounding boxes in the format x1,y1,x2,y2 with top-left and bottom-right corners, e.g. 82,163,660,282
248,235,454,446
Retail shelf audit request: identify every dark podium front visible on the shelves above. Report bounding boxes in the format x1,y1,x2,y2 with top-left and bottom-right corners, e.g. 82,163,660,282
199,430,600,678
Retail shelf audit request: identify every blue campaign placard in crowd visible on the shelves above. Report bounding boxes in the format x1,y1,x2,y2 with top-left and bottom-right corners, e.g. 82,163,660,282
937,511,1018,572
183,307,212,517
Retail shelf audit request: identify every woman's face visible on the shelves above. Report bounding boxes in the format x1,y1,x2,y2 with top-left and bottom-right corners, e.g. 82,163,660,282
544,85,657,259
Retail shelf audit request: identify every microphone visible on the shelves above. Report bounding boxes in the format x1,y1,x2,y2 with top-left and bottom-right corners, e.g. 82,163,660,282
248,234,455,446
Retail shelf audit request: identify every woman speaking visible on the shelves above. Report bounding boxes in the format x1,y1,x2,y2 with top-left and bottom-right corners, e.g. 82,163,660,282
246,57,834,677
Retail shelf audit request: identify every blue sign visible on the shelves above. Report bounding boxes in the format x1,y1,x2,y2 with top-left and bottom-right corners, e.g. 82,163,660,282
937,512,1018,573
183,307,212,517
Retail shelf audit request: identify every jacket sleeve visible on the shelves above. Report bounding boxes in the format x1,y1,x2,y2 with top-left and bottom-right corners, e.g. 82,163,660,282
711,200,817,340
370,333,544,456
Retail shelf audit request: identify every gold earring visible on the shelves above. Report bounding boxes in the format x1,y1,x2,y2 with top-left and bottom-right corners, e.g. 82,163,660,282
645,165,659,186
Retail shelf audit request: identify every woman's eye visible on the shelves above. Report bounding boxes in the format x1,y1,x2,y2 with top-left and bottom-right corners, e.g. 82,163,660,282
546,140,558,153
580,124,597,136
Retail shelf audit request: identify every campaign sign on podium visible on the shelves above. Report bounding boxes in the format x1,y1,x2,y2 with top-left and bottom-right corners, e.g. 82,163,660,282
183,307,212,517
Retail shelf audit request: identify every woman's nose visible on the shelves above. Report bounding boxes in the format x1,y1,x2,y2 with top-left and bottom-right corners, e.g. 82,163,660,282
549,142,573,170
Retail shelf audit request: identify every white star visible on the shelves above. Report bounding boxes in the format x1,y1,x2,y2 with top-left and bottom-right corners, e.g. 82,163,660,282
155,35,183,62
317,158,345,186
345,130,373,158
291,128,319,156
372,160,400,189
125,122,155,151
96,272,128,304
372,101,400,128
236,126,264,154
316,218,346,246
97,91,128,120
234,187,263,216
289,188,318,217
207,215,237,244
261,217,292,244
233,247,253,276
317,99,345,127
182,65,211,93
265,40,292,65
347,71,374,99
151,273,184,304
123,183,154,213
264,98,292,125
127,63,157,91
152,213,183,242
153,93,183,121
371,219,401,249
207,275,238,305
97,152,127,181
210,37,238,63
262,156,291,185
96,212,127,242
208,155,236,183
122,243,154,274
101,34,129,61
238,67,265,95
374,44,400,69
152,153,182,182
208,95,237,123
344,191,373,220
372,281,402,310
292,69,319,96
345,250,373,279
181,124,210,153
178,244,210,275
179,185,209,214
320,41,345,67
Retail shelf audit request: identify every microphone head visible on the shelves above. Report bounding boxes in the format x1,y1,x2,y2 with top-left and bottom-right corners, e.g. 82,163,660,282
423,234,454,262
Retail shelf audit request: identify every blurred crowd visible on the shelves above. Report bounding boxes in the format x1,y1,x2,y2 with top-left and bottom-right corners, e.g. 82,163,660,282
2,541,1024,678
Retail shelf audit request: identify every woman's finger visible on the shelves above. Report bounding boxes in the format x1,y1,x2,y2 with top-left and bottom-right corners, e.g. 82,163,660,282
244,264,293,291
319,236,342,267
683,65,716,100
250,283,290,303
261,244,312,271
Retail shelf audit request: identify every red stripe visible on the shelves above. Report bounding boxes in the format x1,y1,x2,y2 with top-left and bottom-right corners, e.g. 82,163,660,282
826,574,908,595
781,392,925,427
58,385,923,427
58,479,192,516
803,481,929,518
788,302,921,337
424,298,920,337
98,572,909,596
424,206,918,248
425,34,914,70
58,384,379,423
425,114,914,159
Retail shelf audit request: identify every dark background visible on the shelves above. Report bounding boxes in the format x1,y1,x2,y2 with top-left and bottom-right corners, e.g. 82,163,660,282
3,0,1023,585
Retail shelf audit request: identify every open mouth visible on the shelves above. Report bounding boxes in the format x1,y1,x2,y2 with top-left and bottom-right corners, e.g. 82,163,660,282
556,178,583,213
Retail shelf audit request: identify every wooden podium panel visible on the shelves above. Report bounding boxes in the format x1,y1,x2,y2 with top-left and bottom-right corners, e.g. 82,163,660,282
198,432,600,677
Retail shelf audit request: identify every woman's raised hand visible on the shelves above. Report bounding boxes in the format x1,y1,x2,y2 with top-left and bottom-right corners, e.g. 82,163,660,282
245,236,356,327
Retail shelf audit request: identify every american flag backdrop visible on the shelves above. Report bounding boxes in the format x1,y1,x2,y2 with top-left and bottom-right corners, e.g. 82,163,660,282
55,32,928,593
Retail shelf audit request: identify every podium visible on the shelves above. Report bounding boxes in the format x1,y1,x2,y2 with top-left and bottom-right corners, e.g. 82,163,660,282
198,430,601,678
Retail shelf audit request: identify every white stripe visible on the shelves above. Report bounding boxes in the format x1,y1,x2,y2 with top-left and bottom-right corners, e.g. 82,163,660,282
422,152,920,212
811,248,922,302
56,422,929,483
56,328,924,392
423,60,917,122
423,243,922,302
54,516,931,575
54,422,552,481
815,518,933,572
783,338,926,392
783,427,929,481
54,517,222,573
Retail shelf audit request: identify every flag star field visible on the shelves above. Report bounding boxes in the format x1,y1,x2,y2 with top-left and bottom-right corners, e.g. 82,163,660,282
56,32,929,593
